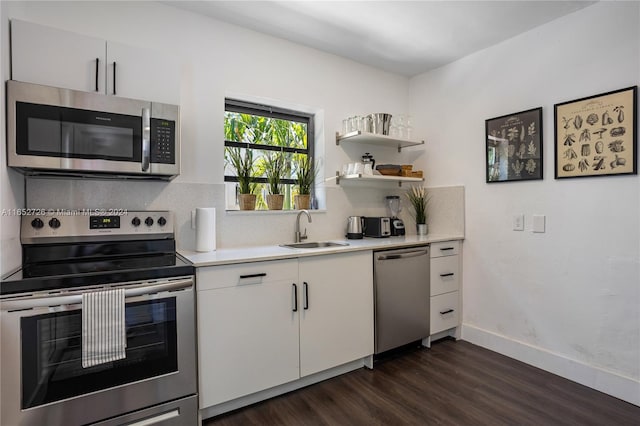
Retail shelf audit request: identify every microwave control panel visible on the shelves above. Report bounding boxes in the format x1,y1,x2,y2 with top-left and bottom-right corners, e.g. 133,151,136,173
150,119,176,164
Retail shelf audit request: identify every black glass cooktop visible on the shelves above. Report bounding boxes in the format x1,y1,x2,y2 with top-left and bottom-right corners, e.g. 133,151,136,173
1,240,194,296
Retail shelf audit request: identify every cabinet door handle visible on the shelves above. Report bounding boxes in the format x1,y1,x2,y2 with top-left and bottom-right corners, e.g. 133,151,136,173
113,61,117,95
239,273,267,279
292,284,298,312
303,282,309,310
95,58,99,91
440,247,454,251
440,273,454,277
440,309,455,315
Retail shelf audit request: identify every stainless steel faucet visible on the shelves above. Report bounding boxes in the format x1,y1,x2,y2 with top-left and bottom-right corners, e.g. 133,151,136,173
295,210,312,243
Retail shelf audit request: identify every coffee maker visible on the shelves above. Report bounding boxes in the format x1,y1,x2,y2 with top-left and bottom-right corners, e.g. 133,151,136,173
386,195,405,236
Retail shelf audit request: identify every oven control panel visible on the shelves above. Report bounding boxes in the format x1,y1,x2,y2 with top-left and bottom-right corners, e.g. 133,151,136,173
20,210,174,244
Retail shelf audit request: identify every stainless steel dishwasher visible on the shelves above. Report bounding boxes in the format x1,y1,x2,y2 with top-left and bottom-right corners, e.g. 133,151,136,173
374,245,430,354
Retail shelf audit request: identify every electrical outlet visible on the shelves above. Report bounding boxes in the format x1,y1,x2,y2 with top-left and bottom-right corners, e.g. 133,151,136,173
533,215,545,233
513,214,524,231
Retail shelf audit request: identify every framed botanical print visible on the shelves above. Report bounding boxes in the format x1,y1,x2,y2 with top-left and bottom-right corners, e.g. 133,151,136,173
486,107,543,183
554,86,637,178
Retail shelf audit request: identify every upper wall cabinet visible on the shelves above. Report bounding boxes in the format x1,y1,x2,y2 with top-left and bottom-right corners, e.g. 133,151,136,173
10,20,180,105
104,41,180,105
11,19,106,93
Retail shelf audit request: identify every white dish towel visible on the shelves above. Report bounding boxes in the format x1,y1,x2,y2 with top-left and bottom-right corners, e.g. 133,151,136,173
82,288,127,368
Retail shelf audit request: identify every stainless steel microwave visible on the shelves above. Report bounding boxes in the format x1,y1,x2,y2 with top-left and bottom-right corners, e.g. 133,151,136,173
6,80,180,180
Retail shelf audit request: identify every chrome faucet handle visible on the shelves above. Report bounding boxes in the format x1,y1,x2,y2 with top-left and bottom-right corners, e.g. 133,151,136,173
294,210,312,243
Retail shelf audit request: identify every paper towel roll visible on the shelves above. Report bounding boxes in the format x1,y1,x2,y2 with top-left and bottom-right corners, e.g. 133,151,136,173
195,208,216,252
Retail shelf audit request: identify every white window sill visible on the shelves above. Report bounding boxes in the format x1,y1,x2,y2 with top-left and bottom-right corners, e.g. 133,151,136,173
224,209,327,216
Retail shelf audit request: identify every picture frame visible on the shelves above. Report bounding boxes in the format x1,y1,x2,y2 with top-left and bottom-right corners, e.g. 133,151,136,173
554,86,637,179
485,107,543,183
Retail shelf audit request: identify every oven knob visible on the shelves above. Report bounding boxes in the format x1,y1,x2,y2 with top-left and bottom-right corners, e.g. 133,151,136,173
48,218,61,229
131,217,141,227
31,218,44,229
157,216,167,227
145,217,154,227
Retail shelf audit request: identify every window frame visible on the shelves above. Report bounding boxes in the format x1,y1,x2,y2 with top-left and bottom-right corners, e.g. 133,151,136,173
224,98,315,205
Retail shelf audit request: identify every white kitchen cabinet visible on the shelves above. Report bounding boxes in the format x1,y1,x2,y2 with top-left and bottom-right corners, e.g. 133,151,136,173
430,291,460,333
430,240,461,336
196,251,374,409
11,20,179,104
298,252,374,377
105,41,180,104
430,255,460,296
196,259,300,408
11,19,106,93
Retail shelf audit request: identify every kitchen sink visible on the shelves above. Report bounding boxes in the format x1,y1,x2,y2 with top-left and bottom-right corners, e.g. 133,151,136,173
280,241,349,249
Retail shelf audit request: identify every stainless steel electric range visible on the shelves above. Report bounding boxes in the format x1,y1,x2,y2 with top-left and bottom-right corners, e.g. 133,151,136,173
1,210,197,426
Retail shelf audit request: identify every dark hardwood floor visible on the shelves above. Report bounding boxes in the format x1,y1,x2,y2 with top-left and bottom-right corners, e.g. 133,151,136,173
204,338,640,425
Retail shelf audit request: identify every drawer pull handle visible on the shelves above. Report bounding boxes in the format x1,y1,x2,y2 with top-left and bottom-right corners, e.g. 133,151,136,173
440,247,454,251
239,273,267,279
292,284,298,312
440,273,454,277
440,309,455,315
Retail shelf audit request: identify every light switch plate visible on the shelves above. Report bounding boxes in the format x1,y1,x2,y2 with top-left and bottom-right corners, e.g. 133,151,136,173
513,214,524,231
533,215,545,233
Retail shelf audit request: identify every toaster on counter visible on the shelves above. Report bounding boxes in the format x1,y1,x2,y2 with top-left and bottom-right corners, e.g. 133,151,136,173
363,217,391,238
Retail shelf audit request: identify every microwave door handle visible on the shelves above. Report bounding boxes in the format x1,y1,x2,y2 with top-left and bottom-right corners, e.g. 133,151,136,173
142,107,151,172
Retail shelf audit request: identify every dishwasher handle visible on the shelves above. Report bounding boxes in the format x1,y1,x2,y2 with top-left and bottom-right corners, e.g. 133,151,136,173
377,249,428,261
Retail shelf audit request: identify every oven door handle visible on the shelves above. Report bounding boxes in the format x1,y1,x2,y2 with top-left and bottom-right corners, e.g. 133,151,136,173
1,278,193,311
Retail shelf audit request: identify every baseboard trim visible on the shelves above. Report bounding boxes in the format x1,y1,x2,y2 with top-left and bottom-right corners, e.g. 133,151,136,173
461,324,640,407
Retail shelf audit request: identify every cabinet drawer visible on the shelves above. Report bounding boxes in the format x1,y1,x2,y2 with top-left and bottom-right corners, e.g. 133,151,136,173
430,241,459,258
430,291,460,334
197,259,298,291
430,255,459,296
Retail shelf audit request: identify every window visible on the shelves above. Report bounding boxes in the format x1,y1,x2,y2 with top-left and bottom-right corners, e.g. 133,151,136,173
224,99,314,210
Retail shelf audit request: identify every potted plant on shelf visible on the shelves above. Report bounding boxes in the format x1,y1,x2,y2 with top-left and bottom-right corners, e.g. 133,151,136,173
264,151,289,210
295,156,316,210
406,185,429,235
226,146,257,210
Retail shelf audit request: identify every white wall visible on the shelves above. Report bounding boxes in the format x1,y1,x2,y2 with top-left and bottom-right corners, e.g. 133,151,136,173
2,2,465,253
0,1,24,275
410,2,639,405
0,0,422,253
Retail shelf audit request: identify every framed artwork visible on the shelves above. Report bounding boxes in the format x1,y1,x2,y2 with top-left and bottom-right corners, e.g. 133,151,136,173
554,86,637,179
486,107,543,183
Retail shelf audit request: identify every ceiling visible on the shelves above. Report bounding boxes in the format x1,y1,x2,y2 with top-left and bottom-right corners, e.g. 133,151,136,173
165,1,595,77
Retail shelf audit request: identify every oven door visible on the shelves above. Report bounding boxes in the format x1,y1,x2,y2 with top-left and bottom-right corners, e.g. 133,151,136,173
1,277,196,426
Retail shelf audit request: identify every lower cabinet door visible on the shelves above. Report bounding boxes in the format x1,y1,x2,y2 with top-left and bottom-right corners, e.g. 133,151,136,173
430,291,460,334
197,280,300,407
298,252,374,377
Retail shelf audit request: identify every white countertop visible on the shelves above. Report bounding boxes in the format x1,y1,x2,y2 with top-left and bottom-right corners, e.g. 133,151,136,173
179,234,464,267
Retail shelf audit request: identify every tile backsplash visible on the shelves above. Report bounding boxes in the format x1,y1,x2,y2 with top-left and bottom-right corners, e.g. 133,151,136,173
26,178,464,250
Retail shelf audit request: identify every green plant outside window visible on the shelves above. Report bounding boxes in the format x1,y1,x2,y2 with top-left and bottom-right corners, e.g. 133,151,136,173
224,99,314,210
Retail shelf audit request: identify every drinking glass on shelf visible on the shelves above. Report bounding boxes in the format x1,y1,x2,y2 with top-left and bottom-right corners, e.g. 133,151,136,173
360,115,371,133
397,115,406,139
389,117,399,138
406,115,413,140
348,116,358,133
